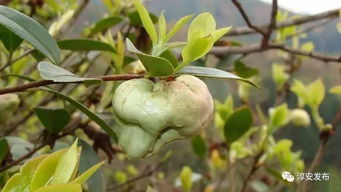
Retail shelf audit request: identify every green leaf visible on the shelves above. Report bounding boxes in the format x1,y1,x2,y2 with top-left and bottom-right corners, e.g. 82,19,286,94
191,135,207,157
307,78,325,106
188,12,215,42
224,106,253,144
330,85,341,94
77,140,105,192
211,27,231,41
164,15,192,43
291,79,309,107
181,36,213,65
58,39,116,52
177,66,259,87
159,50,178,68
0,5,60,64
272,63,289,90
34,107,70,134
30,149,68,191
38,61,102,85
33,184,82,192
0,138,9,164
128,11,158,26
41,88,118,141
126,39,174,77
51,139,79,184
87,16,123,36
2,155,47,192
133,0,158,44
234,61,259,78
0,24,22,53
72,161,104,184
269,103,288,129
180,166,192,192
158,11,167,42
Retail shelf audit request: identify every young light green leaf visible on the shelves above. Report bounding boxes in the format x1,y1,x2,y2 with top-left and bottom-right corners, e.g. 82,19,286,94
158,11,167,42
224,106,253,144
86,16,123,36
291,79,309,107
38,61,102,84
269,103,288,129
164,15,192,43
51,139,79,184
2,155,47,192
30,149,68,191
33,183,82,192
0,5,60,64
34,107,70,134
72,161,104,184
188,12,215,42
0,24,22,53
307,78,325,106
211,27,231,41
41,88,118,141
133,0,158,44
191,135,207,157
181,36,213,65
180,166,192,192
272,63,289,90
330,85,341,94
177,66,259,87
58,39,116,52
126,39,174,77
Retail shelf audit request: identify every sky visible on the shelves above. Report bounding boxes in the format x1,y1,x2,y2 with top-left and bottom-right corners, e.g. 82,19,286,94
258,0,341,14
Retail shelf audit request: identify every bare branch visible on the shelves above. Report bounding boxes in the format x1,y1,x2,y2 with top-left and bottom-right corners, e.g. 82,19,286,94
210,44,341,63
261,0,278,47
0,74,144,95
231,0,266,35
228,8,340,36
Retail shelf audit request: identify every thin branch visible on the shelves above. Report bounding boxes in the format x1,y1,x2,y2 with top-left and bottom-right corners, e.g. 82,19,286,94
0,50,35,72
210,44,341,63
228,8,340,36
231,0,265,35
0,74,144,95
261,0,278,47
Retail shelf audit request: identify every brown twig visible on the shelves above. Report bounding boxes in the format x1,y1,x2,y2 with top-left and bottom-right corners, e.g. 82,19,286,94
231,0,266,35
240,153,262,192
210,43,341,63
0,74,144,95
228,8,340,36
261,0,278,47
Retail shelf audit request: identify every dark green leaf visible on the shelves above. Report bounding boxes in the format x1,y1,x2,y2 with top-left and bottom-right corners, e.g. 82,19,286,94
34,107,70,134
0,138,9,164
191,135,207,157
126,39,174,77
234,61,259,78
160,50,178,68
128,11,158,26
38,61,102,85
224,106,253,143
0,24,22,53
177,66,259,87
58,39,115,52
41,88,118,142
87,16,122,36
0,5,60,64
78,140,105,192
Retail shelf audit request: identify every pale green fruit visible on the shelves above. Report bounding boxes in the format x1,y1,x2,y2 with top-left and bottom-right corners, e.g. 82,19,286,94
289,109,310,127
0,94,20,125
112,75,213,158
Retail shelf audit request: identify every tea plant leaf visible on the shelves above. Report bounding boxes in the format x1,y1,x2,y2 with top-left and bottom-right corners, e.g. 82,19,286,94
0,5,60,64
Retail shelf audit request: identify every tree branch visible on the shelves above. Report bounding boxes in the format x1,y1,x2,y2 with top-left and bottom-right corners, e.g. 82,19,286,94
228,8,340,36
261,0,278,47
0,74,144,95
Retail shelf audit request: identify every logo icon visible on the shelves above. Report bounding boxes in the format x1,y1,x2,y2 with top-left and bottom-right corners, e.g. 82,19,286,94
282,171,295,182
